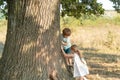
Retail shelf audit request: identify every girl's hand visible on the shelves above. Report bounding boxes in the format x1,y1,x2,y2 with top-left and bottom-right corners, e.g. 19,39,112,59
61,48,68,58
61,46,74,58
81,58,87,64
62,41,67,46
81,60,85,64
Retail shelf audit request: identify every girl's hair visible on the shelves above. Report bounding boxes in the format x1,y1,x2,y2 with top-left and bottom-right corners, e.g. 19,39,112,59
62,28,71,36
71,45,82,58
71,44,77,50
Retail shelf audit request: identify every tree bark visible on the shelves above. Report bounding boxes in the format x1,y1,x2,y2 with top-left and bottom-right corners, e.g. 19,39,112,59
0,0,73,80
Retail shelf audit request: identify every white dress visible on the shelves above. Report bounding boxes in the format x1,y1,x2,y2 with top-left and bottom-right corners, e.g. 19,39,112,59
73,53,89,78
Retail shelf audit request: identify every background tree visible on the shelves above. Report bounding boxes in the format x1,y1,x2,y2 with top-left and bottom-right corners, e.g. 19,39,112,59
1,0,120,18
1,0,105,19
61,0,104,18
110,0,120,13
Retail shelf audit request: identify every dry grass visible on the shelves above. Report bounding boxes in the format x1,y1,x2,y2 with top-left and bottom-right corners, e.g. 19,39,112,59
61,15,120,80
0,19,7,58
69,25,120,80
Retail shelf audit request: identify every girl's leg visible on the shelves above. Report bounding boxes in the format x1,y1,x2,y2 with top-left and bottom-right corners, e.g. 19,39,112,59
84,75,89,79
83,77,88,80
68,58,73,66
76,77,84,80
79,76,84,80
65,58,69,66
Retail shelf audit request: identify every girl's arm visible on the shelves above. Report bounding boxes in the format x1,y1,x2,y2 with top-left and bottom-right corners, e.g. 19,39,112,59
77,50,86,64
64,53,73,58
61,46,73,58
61,41,67,46
77,50,83,58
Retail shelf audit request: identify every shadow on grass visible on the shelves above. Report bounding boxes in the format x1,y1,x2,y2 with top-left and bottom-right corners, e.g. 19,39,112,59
0,42,4,58
79,47,99,52
79,47,120,79
0,42,4,78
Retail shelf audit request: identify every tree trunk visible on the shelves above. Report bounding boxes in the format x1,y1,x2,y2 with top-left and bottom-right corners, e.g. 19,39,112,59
0,0,73,80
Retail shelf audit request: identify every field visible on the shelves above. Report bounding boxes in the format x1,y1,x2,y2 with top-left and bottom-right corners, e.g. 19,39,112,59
0,16,120,80
71,26,120,80
61,16,120,80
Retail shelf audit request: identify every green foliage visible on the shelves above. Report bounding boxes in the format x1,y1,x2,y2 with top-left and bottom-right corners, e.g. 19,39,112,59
112,15,120,25
0,0,104,19
0,0,7,19
61,0,104,18
0,0,119,19
110,0,120,13
61,15,120,29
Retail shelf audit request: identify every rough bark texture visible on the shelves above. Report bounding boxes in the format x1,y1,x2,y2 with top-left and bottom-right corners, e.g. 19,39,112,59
0,0,73,80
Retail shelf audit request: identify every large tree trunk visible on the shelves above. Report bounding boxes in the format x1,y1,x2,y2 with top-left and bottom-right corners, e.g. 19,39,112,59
0,0,73,80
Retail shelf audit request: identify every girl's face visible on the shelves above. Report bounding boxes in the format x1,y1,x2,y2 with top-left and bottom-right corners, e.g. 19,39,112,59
64,35,69,38
71,47,78,52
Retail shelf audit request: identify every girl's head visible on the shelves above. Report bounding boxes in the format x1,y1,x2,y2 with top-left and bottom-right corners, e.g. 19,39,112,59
62,28,71,37
71,45,78,52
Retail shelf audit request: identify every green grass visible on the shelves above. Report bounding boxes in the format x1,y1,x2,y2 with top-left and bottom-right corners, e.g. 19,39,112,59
113,16,120,25
61,15,120,29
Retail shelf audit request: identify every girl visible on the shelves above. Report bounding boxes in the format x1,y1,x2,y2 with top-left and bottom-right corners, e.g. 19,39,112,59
61,45,89,80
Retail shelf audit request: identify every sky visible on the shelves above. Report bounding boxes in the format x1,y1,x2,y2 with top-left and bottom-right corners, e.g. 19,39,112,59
97,0,114,10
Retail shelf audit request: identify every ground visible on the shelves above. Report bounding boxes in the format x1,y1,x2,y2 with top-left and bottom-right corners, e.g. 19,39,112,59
70,25,120,80
0,18,120,80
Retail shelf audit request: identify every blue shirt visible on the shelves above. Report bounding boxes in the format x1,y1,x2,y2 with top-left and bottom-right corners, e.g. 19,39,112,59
61,35,71,50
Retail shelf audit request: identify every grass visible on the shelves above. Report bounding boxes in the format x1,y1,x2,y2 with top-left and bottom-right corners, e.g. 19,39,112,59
61,15,120,80
0,15,120,80
0,19,7,32
0,19,7,58
60,15,120,28
74,26,120,80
